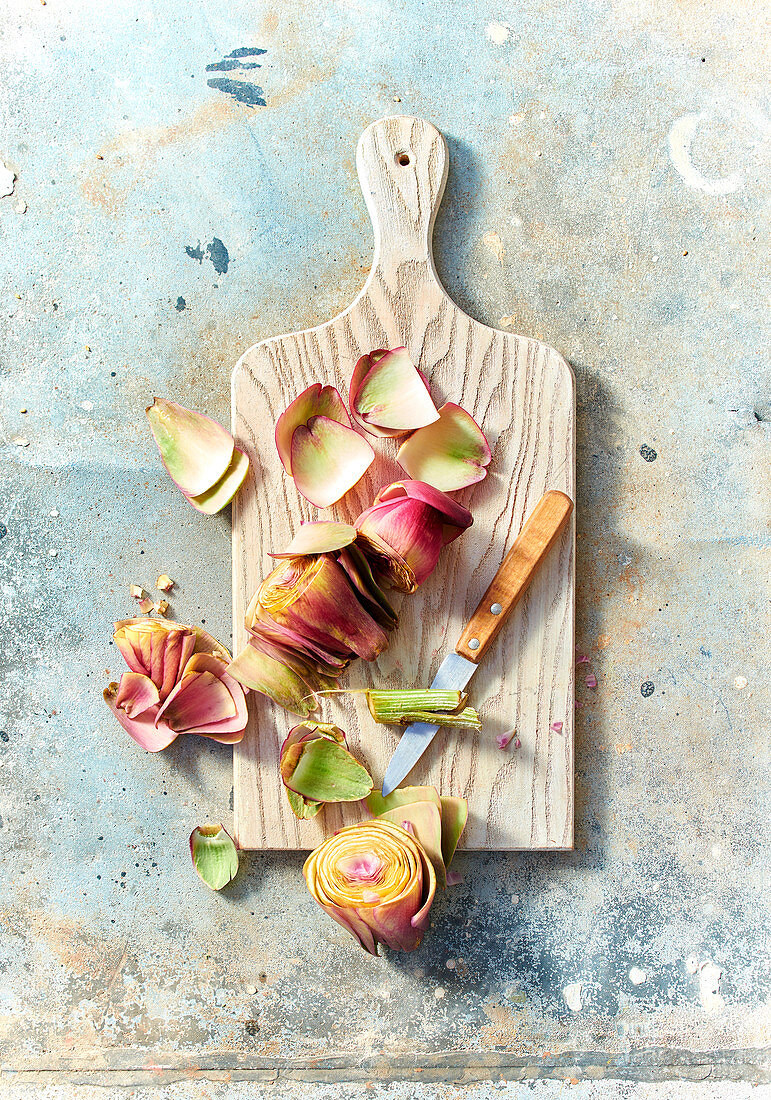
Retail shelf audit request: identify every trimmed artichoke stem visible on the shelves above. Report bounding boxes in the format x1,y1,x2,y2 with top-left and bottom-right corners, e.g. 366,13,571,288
365,689,478,727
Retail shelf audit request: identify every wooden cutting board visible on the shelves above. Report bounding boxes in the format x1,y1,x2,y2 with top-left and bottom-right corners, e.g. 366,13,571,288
232,116,575,851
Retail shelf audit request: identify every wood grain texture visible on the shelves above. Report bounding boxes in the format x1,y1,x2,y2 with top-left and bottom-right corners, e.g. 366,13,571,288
232,116,575,851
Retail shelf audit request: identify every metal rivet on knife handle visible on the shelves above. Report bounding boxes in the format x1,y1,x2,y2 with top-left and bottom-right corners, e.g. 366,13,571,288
455,490,574,664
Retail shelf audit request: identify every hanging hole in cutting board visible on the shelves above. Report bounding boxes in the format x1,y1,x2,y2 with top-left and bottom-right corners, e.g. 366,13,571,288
395,151,411,166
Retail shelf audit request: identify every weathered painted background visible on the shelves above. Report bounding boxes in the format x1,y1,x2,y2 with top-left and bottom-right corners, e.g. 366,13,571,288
0,0,768,1095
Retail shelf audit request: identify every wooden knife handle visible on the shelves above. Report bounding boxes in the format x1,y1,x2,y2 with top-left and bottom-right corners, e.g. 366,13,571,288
456,490,574,663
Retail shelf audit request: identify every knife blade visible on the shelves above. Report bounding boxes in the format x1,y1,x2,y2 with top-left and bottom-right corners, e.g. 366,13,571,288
380,490,573,797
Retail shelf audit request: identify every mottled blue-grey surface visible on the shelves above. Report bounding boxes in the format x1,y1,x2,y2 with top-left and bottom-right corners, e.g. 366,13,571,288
0,0,769,1093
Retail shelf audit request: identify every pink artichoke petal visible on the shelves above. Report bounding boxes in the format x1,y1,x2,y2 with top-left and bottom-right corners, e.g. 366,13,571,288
248,619,350,675
336,545,398,629
357,498,444,587
156,671,237,732
226,641,321,717
275,384,352,474
115,671,160,718
146,397,234,497
183,448,249,514
375,479,473,533
269,521,357,559
261,556,389,662
290,416,374,508
114,633,146,674
350,347,439,437
171,653,249,736
103,683,178,752
397,402,492,491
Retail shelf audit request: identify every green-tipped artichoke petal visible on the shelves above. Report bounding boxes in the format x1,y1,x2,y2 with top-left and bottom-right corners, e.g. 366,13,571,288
350,346,439,437
439,796,468,869
184,447,249,514
283,737,373,803
270,521,357,558
397,402,492,491
189,824,239,890
365,785,442,817
146,397,235,497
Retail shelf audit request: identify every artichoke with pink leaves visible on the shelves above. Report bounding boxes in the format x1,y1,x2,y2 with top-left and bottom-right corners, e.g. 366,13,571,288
355,480,473,593
104,618,248,750
304,785,467,954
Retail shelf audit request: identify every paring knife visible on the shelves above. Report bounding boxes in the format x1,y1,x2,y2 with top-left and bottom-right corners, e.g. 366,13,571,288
380,490,574,797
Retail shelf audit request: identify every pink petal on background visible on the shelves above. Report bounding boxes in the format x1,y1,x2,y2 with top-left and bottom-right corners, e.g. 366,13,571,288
275,384,351,474
269,520,357,558
496,729,517,749
397,402,492,491
290,416,375,508
156,671,236,732
350,346,439,437
586,674,598,689
146,397,234,497
104,684,178,752
115,672,160,718
550,721,564,733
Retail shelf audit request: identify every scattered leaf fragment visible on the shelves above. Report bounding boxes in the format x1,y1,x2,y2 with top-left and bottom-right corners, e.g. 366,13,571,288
397,402,491,491
129,584,144,599
155,599,169,615
145,397,239,502
349,347,439,437
156,574,174,592
269,521,357,559
138,597,154,613
280,722,373,815
275,383,374,508
189,824,239,890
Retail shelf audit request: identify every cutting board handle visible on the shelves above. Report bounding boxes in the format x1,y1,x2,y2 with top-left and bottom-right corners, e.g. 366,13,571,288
356,116,449,279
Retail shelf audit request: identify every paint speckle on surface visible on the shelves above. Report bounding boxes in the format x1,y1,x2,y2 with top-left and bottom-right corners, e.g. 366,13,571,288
629,966,647,985
641,680,655,697
668,112,743,195
185,239,230,274
686,955,700,974
733,675,748,690
207,77,266,108
563,981,583,1012
499,314,517,328
698,960,726,1014
0,159,15,197
482,230,505,263
14,198,26,213
639,444,657,462
486,21,511,44
175,296,186,311
433,986,445,999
